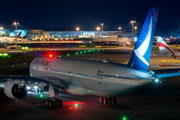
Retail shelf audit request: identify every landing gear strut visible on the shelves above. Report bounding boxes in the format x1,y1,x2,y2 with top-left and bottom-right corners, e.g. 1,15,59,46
46,84,63,108
99,97,117,104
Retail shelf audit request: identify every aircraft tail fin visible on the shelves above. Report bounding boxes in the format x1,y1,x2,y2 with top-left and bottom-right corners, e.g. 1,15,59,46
157,37,173,53
17,31,22,37
22,32,28,39
127,7,159,71
1,31,8,36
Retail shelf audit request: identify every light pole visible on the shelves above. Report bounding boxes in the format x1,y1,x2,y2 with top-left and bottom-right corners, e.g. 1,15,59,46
134,26,137,37
14,21,19,49
101,23,104,41
131,20,136,46
96,27,100,38
76,27,80,31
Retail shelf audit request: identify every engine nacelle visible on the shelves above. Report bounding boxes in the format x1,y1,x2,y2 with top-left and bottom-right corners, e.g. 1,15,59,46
4,80,27,99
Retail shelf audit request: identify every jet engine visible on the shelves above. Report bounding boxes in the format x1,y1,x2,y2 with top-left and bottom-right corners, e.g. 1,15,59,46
4,80,27,99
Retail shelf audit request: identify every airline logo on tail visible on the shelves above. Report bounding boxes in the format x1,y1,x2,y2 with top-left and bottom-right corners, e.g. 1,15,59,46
134,17,153,66
157,37,175,58
127,7,159,71
1,31,8,36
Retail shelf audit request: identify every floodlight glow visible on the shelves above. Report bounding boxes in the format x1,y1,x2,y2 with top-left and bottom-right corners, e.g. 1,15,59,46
27,86,30,90
34,86,38,89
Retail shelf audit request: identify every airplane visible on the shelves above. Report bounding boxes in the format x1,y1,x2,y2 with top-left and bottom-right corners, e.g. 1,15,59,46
156,36,180,59
2,7,180,108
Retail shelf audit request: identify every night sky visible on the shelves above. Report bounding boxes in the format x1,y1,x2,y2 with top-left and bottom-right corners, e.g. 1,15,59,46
0,0,179,30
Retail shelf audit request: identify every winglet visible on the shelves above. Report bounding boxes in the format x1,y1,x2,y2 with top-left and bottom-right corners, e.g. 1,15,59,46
127,7,159,71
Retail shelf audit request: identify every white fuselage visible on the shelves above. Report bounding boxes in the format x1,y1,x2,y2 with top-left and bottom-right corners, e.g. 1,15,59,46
30,57,153,97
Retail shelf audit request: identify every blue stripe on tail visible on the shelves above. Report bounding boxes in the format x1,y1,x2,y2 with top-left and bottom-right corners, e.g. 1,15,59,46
127,7,159,71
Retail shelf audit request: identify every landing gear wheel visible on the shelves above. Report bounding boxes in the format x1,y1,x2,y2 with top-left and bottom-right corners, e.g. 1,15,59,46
36,89,39,93
111,97,117,104
58,100,63,107
99,97,103,103
39,89,42,93
49,100,54,107
46,100,49,106
103,97,108,104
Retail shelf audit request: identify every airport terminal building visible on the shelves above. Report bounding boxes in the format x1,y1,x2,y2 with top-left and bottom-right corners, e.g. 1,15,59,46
0,29,136,41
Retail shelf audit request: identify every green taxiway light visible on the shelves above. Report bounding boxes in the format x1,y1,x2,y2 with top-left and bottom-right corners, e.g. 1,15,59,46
0,54,2,56
97,49,99,51
90,50,92,52
67,54,70,56
76,52,78,55
3,53,8,56
80,51,82,54
84,51,86,53
122,117,127,120
75,104,78,107
93,50,95,51
12,65,14,67
39,94,44,98
88,90,90,93
103,49,105,51
59,55,61,58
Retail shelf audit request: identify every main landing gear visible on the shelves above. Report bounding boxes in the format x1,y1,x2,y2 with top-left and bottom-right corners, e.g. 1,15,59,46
99,97,117,104
46,97,63,107
46,84,63,108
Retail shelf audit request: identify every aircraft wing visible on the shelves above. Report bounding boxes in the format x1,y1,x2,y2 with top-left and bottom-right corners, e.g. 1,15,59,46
96,73,148,80
0,75,68,88
151,68,180,79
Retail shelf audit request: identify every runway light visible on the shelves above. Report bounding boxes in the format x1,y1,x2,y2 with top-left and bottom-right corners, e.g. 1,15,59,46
75,104,78,107
39,94,44,98
122,117,127,120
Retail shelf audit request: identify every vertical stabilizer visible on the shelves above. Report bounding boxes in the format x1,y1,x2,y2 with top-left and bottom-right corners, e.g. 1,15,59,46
127,7,159,71
157,37,173,53
17,31,22,37
1,31,8,36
